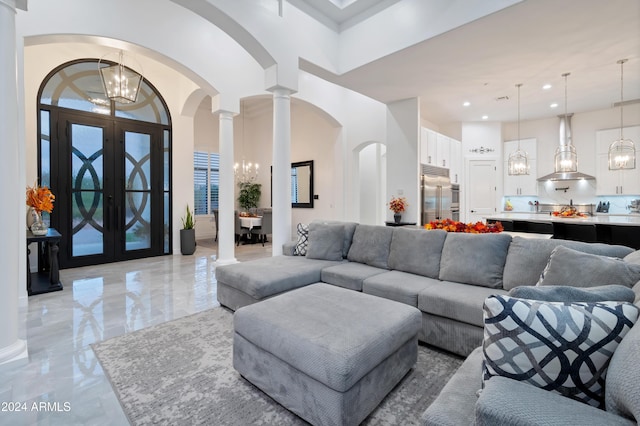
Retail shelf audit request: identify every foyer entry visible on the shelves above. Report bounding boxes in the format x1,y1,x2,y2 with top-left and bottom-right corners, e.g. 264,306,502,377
38,60,172,269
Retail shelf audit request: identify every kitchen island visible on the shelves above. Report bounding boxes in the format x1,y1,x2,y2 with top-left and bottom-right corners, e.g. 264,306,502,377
485,213,640,249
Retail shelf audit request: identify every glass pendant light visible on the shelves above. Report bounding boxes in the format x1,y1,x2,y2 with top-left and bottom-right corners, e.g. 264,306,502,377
508,83,529,175
98,50,143,104
608,59,636,170
554,73,578,173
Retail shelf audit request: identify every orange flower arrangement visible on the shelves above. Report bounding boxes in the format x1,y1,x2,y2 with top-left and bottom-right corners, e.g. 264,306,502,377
26,182,55,213
425,218,503,234
388,196,408,214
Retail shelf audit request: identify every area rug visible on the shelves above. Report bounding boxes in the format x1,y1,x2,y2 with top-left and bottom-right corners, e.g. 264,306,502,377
92,307,464,425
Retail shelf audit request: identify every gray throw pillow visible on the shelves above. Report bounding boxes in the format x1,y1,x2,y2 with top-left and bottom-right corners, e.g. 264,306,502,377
509,284,635,303
537,246,640,288
306,224,344,261
439,233,512,289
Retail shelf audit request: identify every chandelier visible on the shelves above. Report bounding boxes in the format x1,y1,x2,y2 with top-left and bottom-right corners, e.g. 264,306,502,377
235,100,259,183
98,50,143,104
554,73,578,173
608,59,636,170
508,83,530,175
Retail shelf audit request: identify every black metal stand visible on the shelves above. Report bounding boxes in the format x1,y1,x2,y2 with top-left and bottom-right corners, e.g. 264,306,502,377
27,228,63,296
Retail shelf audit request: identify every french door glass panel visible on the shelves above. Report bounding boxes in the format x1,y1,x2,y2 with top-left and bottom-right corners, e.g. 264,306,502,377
70,123,105,257
124,131,152,251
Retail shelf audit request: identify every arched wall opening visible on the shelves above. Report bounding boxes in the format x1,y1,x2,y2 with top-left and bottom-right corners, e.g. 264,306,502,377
353,141,387,225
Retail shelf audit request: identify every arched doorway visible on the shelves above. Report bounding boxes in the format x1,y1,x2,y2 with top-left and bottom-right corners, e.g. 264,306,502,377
38,59,172,268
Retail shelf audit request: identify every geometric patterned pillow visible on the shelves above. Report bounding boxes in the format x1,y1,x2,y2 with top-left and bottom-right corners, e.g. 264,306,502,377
294,223,309,256
482,295,639,408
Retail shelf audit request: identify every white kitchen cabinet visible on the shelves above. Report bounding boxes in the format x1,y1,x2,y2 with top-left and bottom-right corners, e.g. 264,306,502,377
449,138,462,184
420,128,437,165
595,126,640,195
436,134,450,168
503,138,537,196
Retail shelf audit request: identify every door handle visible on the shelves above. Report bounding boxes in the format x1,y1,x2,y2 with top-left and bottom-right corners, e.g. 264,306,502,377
470,209,476,213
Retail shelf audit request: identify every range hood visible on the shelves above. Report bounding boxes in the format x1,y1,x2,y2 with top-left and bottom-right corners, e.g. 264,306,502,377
537,114,596,181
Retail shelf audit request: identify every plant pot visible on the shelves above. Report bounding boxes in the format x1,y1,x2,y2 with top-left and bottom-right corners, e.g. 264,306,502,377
394,213,402,224
180,228,196,255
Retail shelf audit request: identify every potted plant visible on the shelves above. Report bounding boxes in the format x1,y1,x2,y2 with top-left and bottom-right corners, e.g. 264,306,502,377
388,196,408,224
180,204,196,255
238,182,261,213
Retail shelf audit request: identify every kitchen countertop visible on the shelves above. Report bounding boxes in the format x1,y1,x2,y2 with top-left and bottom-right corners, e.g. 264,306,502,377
485,212,640,226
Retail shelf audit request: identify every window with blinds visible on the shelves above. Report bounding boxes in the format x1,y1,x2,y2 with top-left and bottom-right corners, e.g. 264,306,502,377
194,151,220,215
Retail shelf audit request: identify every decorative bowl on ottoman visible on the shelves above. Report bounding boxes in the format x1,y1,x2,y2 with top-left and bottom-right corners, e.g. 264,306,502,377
233,283,422,426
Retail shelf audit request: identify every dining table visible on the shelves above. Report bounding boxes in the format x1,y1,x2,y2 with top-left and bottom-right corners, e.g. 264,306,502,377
240,216,262,231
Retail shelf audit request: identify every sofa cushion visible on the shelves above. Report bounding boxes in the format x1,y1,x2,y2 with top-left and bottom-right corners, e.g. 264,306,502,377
418,281,507,327
294,223,309,256
606,320,640,421
625,249,640,265
387,228,447,278
439,233,512,289
321,262,387,291
537,246,640,288
509,284,636,303
362,271,441,307
306,223,344,261
215,255,342,299
483,295,639,408
310,220,357,258
502,237,634,291
347,224,394,269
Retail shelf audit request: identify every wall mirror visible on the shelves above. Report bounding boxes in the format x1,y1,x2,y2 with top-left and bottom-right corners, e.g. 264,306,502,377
292,160,314,208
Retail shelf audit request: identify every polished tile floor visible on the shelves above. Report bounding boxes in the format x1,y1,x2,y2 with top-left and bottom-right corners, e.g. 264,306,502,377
0,240,272,426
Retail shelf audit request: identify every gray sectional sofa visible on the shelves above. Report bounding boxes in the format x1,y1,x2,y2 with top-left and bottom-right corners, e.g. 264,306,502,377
215,220,640,425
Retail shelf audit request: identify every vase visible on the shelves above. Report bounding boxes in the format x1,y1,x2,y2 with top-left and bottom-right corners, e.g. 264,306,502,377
27,206,38,230
394,213,402,224
30,209,49,236
180,228,196,255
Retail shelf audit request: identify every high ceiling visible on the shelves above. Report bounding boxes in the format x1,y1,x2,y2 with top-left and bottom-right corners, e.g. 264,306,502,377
294,0,640,125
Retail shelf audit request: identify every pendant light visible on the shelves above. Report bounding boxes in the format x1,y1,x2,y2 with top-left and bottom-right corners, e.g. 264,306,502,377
554,73,578,173
98,50,143,104
608,59,636,170
234,100,259,183
508,83,529,175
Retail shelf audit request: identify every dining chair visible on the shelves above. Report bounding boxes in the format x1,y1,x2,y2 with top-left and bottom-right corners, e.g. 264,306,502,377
234,210,251,246
251,210,272,246
213,208,219,242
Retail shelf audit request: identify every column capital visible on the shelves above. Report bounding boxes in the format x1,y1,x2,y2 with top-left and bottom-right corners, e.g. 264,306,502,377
0,0,26,12
265,63,298,95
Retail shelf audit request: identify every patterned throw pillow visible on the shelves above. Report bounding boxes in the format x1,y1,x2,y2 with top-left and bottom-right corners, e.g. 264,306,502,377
294,223,309,256
483,295,639,408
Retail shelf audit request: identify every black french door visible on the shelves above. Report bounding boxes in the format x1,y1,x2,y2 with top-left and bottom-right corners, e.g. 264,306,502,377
53,111,166,268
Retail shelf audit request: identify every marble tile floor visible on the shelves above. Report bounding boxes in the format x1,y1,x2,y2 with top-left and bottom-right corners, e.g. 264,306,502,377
0,240,272,426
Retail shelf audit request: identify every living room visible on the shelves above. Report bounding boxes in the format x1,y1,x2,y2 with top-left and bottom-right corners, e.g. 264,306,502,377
2,0,640,424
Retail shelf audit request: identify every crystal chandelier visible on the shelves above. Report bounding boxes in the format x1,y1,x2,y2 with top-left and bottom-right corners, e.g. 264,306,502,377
554,73,578,173
608,59,636,170
508,83,530,175
98,50,143,104
234,100,259,183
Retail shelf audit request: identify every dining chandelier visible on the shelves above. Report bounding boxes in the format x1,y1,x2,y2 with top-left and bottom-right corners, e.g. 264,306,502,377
508,83,530,175
98,50,143,104
608,59,636,170
234,100,259,183
554,73,578,173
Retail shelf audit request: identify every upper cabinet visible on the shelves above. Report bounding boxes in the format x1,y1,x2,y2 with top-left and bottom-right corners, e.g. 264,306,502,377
503,138,537,196
595,126,640,195
420,127,462,183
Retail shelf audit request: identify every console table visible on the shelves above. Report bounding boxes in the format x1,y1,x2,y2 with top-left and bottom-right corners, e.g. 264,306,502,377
27,228,63,296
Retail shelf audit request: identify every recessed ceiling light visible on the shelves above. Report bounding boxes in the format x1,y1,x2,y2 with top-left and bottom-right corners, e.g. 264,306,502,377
550,103,559,108
542,84,552,90
463,101,471,107
482,115,489,120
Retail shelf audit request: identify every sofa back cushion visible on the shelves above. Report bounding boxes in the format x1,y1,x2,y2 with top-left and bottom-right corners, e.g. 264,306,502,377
387,228,447,278
502,237,634,291
310,220,358,258
347,224,394,269
439,233,512,289
606,320,640,421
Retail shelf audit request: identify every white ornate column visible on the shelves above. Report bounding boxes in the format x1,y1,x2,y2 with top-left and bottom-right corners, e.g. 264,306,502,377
215,110,237,265
271,88,292,256
0,0,28,366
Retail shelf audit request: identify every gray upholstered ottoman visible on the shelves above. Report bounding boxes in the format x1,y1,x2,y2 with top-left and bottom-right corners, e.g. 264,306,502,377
233,283,422,426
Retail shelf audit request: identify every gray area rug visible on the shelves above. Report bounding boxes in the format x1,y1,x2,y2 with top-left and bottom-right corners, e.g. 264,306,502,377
92,307,464,425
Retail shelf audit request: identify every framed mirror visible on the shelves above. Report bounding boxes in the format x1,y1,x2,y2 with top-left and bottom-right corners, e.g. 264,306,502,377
292,160,314,208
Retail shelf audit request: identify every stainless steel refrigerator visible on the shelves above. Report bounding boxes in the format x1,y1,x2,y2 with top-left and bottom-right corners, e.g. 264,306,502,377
421,165,455,225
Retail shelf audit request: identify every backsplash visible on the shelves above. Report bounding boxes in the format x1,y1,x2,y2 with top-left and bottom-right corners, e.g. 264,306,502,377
502,180,640,215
